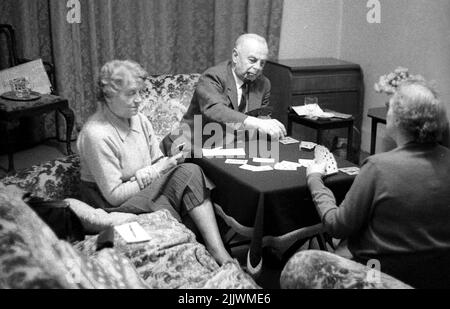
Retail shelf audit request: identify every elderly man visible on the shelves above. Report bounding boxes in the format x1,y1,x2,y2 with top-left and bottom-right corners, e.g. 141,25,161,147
162,33,286,155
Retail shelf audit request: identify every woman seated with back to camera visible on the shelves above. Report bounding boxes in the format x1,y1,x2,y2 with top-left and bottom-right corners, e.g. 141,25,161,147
76,60,232,266
282,79,450,288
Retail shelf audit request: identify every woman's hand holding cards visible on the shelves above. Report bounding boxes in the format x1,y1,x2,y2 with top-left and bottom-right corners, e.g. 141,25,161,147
307,159,327,176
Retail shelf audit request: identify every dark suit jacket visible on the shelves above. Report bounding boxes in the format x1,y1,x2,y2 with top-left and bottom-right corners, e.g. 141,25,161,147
161,61,272,154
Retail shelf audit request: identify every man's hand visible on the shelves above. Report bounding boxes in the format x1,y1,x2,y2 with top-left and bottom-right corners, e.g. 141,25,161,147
244,116,287,140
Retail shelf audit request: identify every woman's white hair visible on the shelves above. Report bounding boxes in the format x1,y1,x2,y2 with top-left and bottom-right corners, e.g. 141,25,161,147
98,60,148,102
391,79,448,143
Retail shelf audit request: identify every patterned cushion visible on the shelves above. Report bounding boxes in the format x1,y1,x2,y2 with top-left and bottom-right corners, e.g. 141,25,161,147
0,154,81,201
75,209,259,289
65,198,138,234
280,250,412,289
202,260,260,289
55,243,148,289
0,185,148,289
0,185,73,288
140,74,200,142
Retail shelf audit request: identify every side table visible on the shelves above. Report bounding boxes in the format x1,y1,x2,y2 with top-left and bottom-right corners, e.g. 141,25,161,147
367,107,387,155
0,94,75,173
263,58,363,157
287,110,354,162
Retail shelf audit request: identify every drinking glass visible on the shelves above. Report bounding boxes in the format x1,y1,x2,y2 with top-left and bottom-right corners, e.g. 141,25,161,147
10,77,31,98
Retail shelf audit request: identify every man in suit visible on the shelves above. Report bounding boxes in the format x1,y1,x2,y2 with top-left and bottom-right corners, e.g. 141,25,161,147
162,33,286,156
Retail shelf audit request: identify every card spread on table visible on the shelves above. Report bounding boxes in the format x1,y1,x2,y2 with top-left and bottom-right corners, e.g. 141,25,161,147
314,145,339,176
115,222,151,244
339,167,360,176
239,164,273,172
279,136,299,145
225,159,248,165
300,141,317,150
252,157,275,163
274,160,302,171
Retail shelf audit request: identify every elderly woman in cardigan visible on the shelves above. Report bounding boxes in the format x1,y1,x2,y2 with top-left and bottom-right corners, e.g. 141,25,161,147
76,60,232,265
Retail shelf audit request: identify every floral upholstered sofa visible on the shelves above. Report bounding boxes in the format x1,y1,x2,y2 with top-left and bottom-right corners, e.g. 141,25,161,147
0,74,259,289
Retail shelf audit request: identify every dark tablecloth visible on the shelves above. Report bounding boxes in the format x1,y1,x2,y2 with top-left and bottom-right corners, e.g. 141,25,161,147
190,140,356,269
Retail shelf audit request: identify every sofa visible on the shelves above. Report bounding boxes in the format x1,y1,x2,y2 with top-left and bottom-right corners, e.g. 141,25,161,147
0,73,259,289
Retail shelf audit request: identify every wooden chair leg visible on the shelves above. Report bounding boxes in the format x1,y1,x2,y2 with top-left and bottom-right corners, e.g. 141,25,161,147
323,232,336,251
307,234,327,251
316,233,327,251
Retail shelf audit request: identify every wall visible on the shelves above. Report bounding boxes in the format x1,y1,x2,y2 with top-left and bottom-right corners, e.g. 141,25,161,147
279,0,450,153
278,0,342,59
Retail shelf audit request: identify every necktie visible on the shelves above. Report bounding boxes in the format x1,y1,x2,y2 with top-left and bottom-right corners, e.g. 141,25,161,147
239,82,248,113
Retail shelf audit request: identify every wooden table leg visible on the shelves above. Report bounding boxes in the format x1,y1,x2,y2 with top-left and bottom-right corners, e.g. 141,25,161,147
58,107,75,155
316,129,323,146
55,110,60,141
370,118,378,155
347,122,354,162
2,122,15,173
247,194,265,277
287,117,293,136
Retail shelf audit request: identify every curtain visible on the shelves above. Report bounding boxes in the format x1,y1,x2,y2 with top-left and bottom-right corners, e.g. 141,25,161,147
0,0,53,144
1,0,284,136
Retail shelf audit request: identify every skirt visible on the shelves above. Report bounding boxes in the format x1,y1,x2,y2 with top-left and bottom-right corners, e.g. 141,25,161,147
79,163,215,222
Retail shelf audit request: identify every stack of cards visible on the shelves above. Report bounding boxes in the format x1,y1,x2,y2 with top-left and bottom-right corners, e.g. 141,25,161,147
339,167,360,176
314,145,339,176
279,136,299,145
300,141,317,150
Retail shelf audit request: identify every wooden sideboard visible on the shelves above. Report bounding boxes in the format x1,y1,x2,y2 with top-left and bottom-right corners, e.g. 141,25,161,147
264,58,364,160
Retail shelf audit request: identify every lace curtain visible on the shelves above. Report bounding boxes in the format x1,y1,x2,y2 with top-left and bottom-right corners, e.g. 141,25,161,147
0,0,283,136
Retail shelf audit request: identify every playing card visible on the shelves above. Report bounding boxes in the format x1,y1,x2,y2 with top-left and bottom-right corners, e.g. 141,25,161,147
253,157,275,163
239,164,273,172
239,164,258,171
314,145,338,176
225,159,248,165
115,222,151,243
339,167,360,176
274,160,301,171
279,136,299,145
253,165,274,172
300,141,317,150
